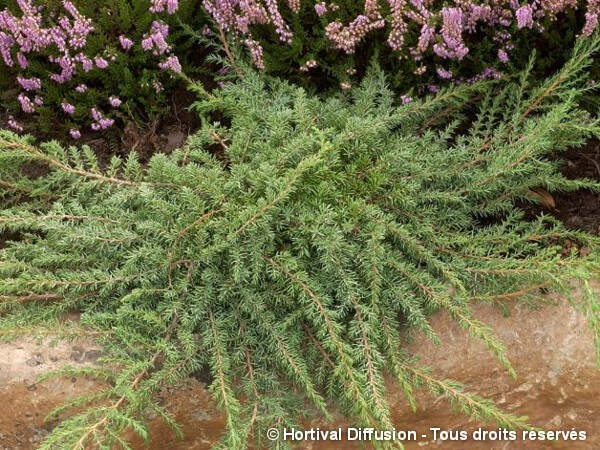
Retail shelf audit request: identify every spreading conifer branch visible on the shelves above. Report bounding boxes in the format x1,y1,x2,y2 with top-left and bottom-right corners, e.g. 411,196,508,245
1,34,600,450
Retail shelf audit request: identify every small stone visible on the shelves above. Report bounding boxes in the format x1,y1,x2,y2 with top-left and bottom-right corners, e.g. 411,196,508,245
84,349,103,362
70,346,84,361
25,353,44,367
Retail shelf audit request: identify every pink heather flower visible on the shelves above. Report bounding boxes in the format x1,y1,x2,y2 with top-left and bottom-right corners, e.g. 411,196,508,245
17,76,41,91
75,53,94,72
16,53,28,68
0,0,94,86
90,107,114,130
141,37,152,51
158,55,182,73
17,93,35,113
582,12,599,36
49,55,76,83
400,94,413,104
150,0,179,14
91,118,114,131
142,20,171,55
91,107,102,121
119,35,134,50
75,83,88,93
515,5,534,29
108,96,122,107
427,84,439,93
436,67,453,79
94,56,108,69
152,80,163,93
244,39,264,69
61,102,75,114
299,59,317,72
83,59,93,71
467,67,503,83
325,14,386,54
7,116,23,132
315,2,328,16
33,96,43,106
498,49,509,63
433,8,469,60
199,0,600,73
69,129,81,139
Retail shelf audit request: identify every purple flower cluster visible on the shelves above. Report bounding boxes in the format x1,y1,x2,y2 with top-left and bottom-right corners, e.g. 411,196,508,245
150,0,180,15
244,38,265,69
1,0,183,139
61,102,75,114
299,59,317,72
95,56,108,69
108,96,122,108
315,2,328,16
158,55,182,73
202,0,298,68
515,5,534,29
7,115,23,132
90,107,114,131
142,20,172,55
433,8,469,60
0,0,105,119
16,75,41,91
326,13,386,54
119,35,134,51
140,19,182,72
436,67,453,80
17,93,35,113
201,0,600,73
0,0,94,77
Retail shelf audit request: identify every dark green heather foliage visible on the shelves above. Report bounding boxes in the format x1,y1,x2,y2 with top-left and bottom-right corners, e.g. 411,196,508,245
211,0,587,95
0,0,207,138
1,37,600,450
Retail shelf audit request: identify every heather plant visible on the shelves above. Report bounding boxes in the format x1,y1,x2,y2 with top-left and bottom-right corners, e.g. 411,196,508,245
1,35,600,450
200,0,595,92
0,0,207,140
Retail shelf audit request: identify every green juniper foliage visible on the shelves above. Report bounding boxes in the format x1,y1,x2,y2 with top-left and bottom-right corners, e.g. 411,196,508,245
1,35,600,450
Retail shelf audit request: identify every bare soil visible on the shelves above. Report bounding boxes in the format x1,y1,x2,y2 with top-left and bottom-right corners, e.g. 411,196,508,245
555,143,600,234
1,289,598,450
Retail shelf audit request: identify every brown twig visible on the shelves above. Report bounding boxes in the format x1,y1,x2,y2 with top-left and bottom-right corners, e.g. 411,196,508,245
216,26,244,79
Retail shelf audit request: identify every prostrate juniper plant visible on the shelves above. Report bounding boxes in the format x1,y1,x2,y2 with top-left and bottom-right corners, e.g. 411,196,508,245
1,35,600,450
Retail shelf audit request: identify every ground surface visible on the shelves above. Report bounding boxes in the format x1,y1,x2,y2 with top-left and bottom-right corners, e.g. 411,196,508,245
556,143,600,234
0,289,598,450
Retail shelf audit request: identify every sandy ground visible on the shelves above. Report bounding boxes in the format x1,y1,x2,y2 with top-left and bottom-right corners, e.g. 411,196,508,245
0,290,598,450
